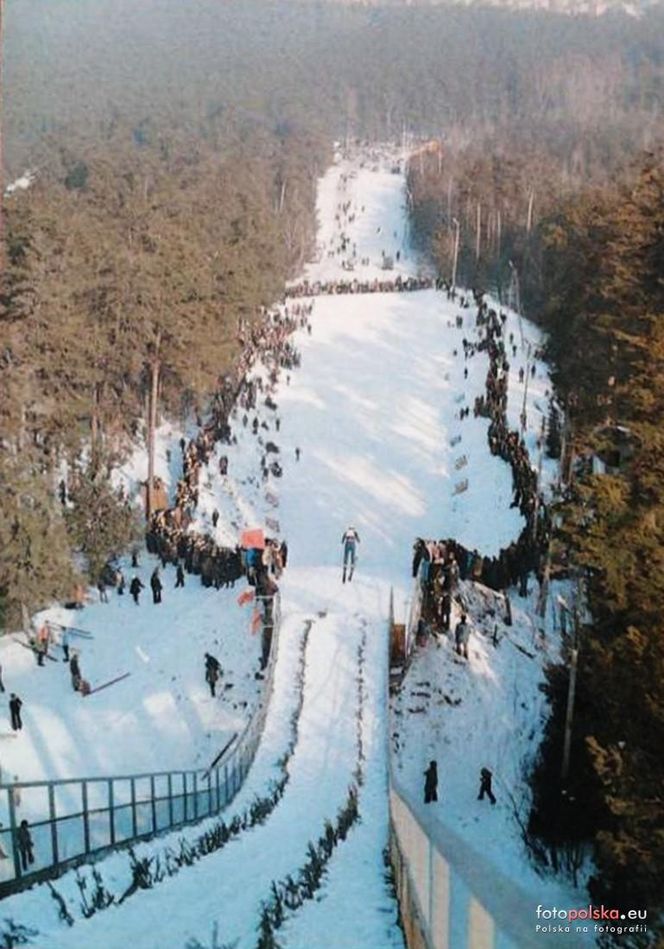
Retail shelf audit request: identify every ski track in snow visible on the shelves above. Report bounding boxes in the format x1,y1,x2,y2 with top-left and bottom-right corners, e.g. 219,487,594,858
0,147,577,947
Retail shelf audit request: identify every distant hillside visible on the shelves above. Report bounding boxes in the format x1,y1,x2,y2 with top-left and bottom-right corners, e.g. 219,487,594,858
311,0,660,17
4,0,664,176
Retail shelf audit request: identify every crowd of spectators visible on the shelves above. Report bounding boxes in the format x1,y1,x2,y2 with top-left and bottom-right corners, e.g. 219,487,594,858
146,300,307,598
412,293,552,641
285,274,434,297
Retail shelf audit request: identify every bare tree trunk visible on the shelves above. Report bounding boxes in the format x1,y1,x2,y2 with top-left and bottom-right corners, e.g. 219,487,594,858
91,386,99,449
476,202,481,261
527,189,535,234
146,337,161,520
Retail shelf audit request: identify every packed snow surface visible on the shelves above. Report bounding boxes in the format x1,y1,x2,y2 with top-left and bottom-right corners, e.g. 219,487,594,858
0,146,579,947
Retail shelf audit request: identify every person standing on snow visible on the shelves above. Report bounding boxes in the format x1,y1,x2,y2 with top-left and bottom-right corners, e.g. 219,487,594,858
455,614,471,660
9,694,23,731
175,563,185,589
150,567,163,605
35,624,50,667
478,767,496,805
424,760,438,804
341,526,360,583
16,820,34,871
97,577,109,603
129,576,144,605
204,653,222,697
69,653,82,692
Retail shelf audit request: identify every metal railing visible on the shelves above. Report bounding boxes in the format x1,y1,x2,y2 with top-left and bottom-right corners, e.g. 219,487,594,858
386,600,587,949
0,593,281,896
405,579,422,664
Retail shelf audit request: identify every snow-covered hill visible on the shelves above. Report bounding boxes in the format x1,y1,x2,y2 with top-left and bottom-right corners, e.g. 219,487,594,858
0,146,583,947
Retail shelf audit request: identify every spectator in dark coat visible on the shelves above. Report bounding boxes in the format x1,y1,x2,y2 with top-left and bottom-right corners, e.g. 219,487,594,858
129,576,144,605
17,820,34,871
70,654,82,692
424,760,438,804
455,615,470,660
478,767,496,805
204,653,222,697
9,694,22,731
150,568,163,605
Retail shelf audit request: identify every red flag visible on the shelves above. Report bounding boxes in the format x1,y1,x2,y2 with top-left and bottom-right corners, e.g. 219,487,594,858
237,589,255,607
240,528,266,550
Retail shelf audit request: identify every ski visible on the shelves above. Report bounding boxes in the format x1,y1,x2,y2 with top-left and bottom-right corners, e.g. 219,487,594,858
85,672,131,696
17,641,58,662
47,622,94,639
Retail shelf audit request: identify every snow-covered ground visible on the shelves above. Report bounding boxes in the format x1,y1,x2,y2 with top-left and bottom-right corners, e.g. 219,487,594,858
0,417,264,786
391,580,581,910
0,146,580,947
4,170,35,196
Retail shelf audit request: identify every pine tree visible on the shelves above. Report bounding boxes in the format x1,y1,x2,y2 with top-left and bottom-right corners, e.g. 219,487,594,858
0,452,78,630
546,403,562,459
65,454,141,582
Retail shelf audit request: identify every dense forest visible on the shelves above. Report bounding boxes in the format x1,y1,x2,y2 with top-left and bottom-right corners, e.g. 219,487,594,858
529,156,664,929
0,115,327,627
2,1,664,929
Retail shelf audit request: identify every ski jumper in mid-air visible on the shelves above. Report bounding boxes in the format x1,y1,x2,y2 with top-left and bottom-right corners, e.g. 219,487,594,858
341,526,360,583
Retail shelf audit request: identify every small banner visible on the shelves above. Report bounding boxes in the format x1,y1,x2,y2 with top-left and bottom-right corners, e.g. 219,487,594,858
237,589,255,607
449,434,462,447
240,528,265,550
453,479,469,495
455,455,468,470
251,608,263,635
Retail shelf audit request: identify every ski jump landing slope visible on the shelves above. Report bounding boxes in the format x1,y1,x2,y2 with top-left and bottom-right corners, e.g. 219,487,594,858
5,150,555,948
